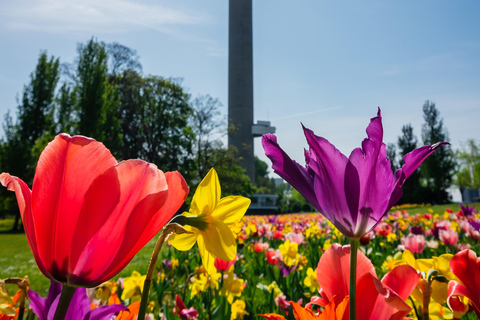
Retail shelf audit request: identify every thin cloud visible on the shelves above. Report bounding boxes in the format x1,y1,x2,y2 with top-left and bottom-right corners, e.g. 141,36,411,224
0,0,210,34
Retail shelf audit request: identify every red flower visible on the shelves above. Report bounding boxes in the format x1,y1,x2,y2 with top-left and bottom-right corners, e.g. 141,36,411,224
214,256,237,272
447,249,480,317
0,134,188,287
307,243,420,319
265,249,278,264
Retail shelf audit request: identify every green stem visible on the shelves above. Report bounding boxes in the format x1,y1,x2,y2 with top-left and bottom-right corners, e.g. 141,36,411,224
350,239,359,320
138,228,170,320
52,285,76,320
138,223,189,320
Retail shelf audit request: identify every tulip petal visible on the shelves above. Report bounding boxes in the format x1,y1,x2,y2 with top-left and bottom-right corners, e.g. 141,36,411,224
69,160,171,286
447,249,480,316
98,170,188,282
347,111,396,236
31,134,117,281
84,304,128,320
0,173,50,277
316,243,375,302
302,127,350,230
190,168,220,215
211,195,250,226
380,265,420,302
262,133,321,211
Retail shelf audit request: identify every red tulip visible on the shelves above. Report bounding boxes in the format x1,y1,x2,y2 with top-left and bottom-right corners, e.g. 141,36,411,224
214,256,237,272
447,249,480,318
0,134,188,287
307,243,420,319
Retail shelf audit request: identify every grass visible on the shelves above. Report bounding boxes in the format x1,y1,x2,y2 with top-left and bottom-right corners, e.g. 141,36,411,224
0,232,159,296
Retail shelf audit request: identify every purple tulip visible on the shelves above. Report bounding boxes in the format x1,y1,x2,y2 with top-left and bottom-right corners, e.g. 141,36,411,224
262,108,448,239
461,204,476,217
29,281,127,320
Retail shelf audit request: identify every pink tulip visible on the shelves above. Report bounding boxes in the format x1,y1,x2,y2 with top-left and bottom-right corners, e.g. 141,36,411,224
401,234,426,254
439,228,459,246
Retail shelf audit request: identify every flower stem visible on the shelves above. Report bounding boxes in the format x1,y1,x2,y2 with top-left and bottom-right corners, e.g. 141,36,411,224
350,239,359,320
138,223,192,320
52,285,76,320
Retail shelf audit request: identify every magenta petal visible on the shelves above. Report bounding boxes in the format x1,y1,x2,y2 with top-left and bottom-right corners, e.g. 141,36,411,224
84,304,128,320
262,134,321,211
400,142,450,179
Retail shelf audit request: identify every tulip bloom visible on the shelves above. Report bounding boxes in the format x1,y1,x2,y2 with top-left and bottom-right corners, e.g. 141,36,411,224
439,228,459,246
401,234,426,254
262,108,447,239
0,134,188,288
28,281,127,320
307,243,420,319
447,249,480,318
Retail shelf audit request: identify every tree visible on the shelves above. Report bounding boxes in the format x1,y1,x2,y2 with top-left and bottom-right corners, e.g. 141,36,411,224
75,39,122,156
397,124,425,204
386,143,398,173
455,139,480,201
191,95,225,181
0,51,60,230
139,76,196,182
255,156,275,194
421,101,456,204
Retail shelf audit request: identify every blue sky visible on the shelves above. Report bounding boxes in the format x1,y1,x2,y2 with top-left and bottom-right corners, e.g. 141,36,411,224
0,0,479,179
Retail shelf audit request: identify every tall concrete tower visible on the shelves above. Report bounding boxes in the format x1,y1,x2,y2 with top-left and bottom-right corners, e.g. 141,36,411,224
228,0,274,185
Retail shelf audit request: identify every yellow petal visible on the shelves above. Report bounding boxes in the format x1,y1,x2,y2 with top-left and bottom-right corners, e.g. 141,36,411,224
197,234,217,275
202,220,237,261
168,226,199,251
211,196,250,226
190,168,220,215
416,258,435,273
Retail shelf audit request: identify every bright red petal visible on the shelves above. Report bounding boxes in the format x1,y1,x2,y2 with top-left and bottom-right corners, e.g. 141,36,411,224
316,243,375,302
448,249,480,316
258,314,286,320
31,134,116,281
0,173,50,278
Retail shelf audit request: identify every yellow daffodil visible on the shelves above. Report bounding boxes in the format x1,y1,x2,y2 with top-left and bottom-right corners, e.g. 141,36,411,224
303,267,320,293
0,281,16,317
221,270,246,304
121,271,146,302
168,168,251,275
188,270,221,298
279,239,300,267
394,250,462,306
231,299,249,320
171,258,179,270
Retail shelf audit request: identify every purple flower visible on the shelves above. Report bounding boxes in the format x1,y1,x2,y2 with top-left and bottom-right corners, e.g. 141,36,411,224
461,204,476,217
262,108,448,239
29,281,127,320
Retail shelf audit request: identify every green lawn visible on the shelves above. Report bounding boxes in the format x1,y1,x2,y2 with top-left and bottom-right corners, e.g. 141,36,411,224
0,232,159,296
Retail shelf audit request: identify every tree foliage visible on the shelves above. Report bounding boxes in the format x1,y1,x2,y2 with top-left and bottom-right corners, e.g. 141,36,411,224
455,139,480,199
420,100,456,204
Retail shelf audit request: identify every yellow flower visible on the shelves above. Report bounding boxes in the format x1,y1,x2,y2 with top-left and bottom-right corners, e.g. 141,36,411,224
279,239,299,267
168,168,251,275
297,255,308,270
231,299,249,320
303,267,320,293
245,222,257,237
171,258,179,270
267,281,283,299
323,239,332,251
387,233,397,242
221,270,245,304
189,270,221,298
394,250,461,306
121,271,146,302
